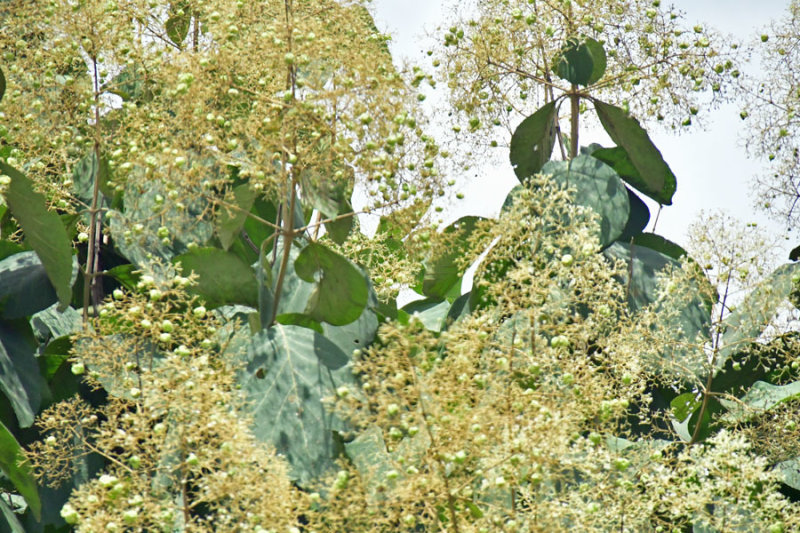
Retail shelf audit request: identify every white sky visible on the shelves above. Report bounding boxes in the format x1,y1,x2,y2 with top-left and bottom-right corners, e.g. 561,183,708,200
370,0,795,260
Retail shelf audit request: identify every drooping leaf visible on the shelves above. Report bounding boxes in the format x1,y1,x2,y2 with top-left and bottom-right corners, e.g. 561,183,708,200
593,101,677,205
0,319,46,428
542,156,630,247
173,247,258,309
0,163,73,310
617,187,650,242
294,242,368,326
419,216,482,301
216,184,256,251
509,101,558,182
553,37,607,86
0,419,41,520
717,263,800,369
239,324,353,484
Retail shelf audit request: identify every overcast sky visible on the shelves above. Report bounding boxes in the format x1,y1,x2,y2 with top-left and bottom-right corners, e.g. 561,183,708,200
370,0,794,259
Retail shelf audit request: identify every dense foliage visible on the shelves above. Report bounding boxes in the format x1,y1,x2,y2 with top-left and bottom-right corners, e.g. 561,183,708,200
0,0,799,532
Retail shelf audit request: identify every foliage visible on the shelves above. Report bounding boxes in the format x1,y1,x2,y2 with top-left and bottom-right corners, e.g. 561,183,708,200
0,1,797,532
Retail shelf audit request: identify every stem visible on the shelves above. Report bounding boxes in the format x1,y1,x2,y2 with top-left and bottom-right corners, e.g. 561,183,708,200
652,204,663,233
569,86,579,159
268,0,298,328
269,180,297,327
83,55,104,323
690,260,733,444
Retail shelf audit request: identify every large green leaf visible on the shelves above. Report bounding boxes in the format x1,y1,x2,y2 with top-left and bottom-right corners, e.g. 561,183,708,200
0,252,58,319
419,216,482,301
294,242,368,326
0,163,73,310
173,247,258,309
509,101,557,182
239,324,353,484
0,419,40,520
542,156,630,247
216,184,256,251
321,280,379,356
109,178,213,269
603,242,711,378
344,425,430,500
593,101,677,205
617,187,650,242
31,303,82,344
0,319,46,428
718,263,800,369
71,152,113,206
553,37,607,86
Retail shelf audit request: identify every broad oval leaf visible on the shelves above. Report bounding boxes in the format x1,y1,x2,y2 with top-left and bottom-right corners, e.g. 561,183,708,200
0,163,73,310
593,101,677,205
239,324,353,484
0,419,41,520
542,155,630,247
554,37,607,86
173,247,258,309
603,241,712,379
295,242,368,326
510,101,557,182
